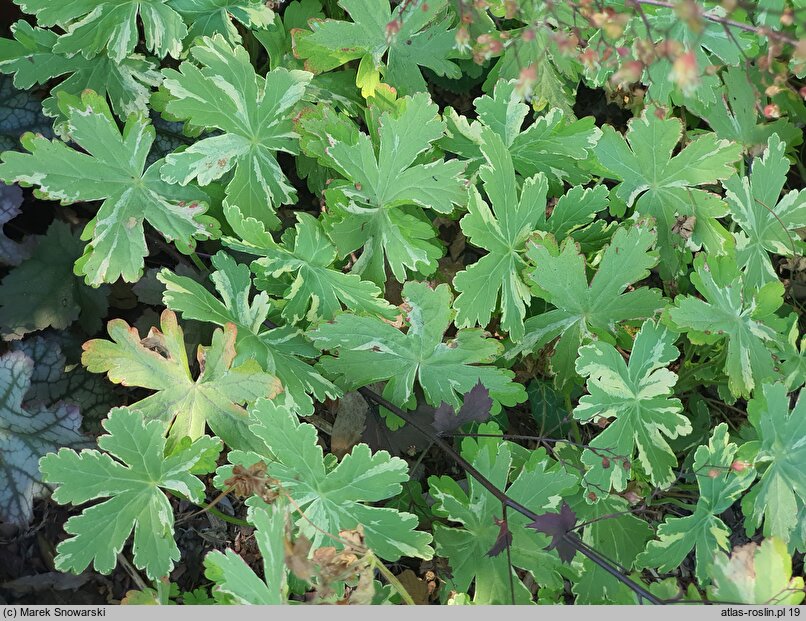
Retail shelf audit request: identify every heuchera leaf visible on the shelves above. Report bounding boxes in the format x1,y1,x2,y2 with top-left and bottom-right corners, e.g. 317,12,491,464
0,350,89,525
0,73,53,151
667,254,783,399
157,251,340,415
39,407,221,580
574,319,691,494
160,35,312,229
0,90,217,286
0,181,32,265
292,0,462,96
204,501,288,604
10,335,120,425
708,538,805,605
81,309,282,450
298,92,467,285
594,106,742,276
428,425,578,603
216,398,433,561
310,281,527,424
509,221,664,388
742,383,806,547
222,207,397,324
724,134,806,292
0,221,109,340
636,423,755,584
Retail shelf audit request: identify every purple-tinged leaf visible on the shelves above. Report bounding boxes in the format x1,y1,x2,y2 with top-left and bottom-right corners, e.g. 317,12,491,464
0,182,32,266
486,516,512,558
526,501,578,563
432,381,492,435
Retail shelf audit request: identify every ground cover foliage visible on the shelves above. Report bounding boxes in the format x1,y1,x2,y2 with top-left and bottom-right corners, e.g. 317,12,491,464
0,0,805,606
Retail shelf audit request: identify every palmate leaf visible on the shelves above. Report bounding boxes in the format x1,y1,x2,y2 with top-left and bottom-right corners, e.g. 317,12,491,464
453,128,548,341
724,134,806,292
667,254,783,399
216,398,433,561
0,21,162,127
636,424,755,584
0,90,217,286
428,424,578,604
204,501,288,604
12,0,272,63
310,281,527,422
507,221,664,388
594,106,742,277
708,538,805,605
571,496,653,604
299,92,467,285
222,206,397,324
0,221,109,340
82,309,282,450
292,0,462,97
39,407,221,580
441,79,601,189
167,0,274,43
13,0,188,63
157,251,340,415
742,383,806,548
684,67,801,151
0,350,89,526
574,319,691,494
160,35,311,229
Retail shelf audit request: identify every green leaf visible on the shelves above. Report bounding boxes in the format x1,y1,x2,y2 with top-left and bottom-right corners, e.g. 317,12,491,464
510,221,664,389
0,21,162,126
428,425,578,604
39,407,221,580
158,251,341,415
292,0,462,96
0,90,217,286
594,106,742,277
82,309,282,450
217,398,433,561
636,423,755,584
14,0,188,63
453,128,548,341
742,383,806,547
571,496,653,604
708,538,805,605
667,254,782,398
223,207,397,324
441,79,601,188
724,134,806,292
299,92,467,285
160,35,312,229
574,319,691,493
310,281,527,420
685,67,801,151
168,0,274,43
1,350,89,525
204,502,288,604
0,221,109,340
